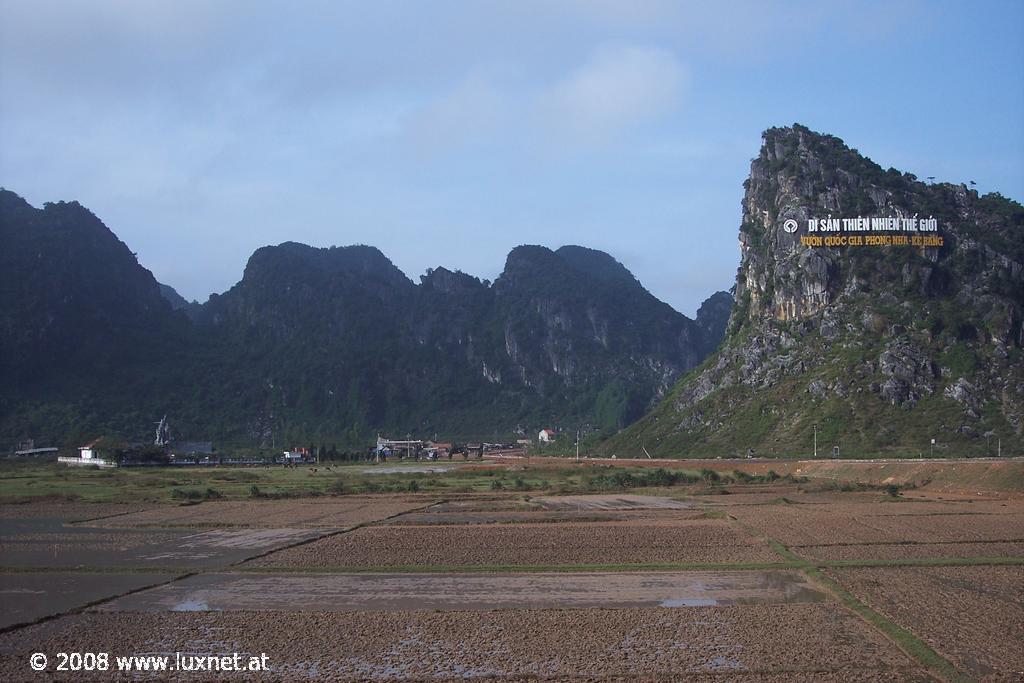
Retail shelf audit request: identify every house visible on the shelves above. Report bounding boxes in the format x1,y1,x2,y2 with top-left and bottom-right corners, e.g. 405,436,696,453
58,438,117,468
538,429,557,443
79,438,101,460
283,447,311,464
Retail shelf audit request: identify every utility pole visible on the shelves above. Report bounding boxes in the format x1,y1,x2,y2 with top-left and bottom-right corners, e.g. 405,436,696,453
575,428,580,462
813,423,818,458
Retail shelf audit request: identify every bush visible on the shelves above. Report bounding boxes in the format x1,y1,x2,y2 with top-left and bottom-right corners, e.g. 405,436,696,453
327,480,346,495
700,468,720,482
407,479,420,492
249,485,262,498
885,484,900,497
490,479,504,490
170,488,204,501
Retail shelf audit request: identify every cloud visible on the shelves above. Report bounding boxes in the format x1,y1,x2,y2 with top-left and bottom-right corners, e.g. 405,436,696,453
537,44,687,143
400,44,688,154
402,69,513,153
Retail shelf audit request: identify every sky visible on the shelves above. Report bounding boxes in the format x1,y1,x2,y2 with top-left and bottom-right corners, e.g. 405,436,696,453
1,1,1022,316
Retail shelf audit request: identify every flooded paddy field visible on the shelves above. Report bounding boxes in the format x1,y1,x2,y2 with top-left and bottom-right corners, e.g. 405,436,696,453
0,516,332,569
98,570,826,612
0,572,178,629
83,495,433,528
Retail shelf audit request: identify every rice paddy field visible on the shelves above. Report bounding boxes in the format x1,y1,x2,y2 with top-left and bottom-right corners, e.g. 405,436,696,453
0,456,1021,681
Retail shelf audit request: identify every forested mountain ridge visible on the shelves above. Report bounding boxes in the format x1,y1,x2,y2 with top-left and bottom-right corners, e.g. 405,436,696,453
0,189,729,448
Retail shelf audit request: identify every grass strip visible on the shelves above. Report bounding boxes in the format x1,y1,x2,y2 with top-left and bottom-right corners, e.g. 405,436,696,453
805,566,972,683
821,556,1024,569
235,560,805,574
731,514,975,682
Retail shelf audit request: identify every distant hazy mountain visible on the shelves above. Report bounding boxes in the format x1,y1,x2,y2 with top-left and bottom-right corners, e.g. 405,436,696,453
0,190,729,447
602,124,1024,458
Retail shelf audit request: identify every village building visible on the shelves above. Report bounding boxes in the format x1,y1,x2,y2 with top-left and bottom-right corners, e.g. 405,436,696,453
58,438,118,468
538,429,557,443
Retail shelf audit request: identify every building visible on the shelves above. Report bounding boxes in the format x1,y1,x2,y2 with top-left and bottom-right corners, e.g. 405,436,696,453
375,436,425,459
426,441,452,459
58,438,117,468
283,446,312,464
79,438,100,460
538,429,557,443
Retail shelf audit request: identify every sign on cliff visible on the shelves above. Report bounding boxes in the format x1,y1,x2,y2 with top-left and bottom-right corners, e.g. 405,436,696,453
787,216,944,248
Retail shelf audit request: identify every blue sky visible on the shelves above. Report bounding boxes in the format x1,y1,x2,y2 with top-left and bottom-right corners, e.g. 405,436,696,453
2,0,1022,315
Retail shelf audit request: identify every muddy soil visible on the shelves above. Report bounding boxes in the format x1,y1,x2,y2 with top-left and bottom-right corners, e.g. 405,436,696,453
99,570,826,613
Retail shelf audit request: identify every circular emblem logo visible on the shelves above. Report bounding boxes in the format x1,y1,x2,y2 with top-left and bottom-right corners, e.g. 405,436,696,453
783,219,798,233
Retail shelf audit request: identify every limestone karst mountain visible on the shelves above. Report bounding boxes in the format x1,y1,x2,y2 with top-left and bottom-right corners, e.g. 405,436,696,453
0,189,728,446
602,124,1023,458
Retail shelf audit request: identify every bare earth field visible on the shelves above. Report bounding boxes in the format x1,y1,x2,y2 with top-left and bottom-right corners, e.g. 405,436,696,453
246,518,784,568
727,504,1024,546
829,566,1024,681
0,606,930,681
796,541,1024,561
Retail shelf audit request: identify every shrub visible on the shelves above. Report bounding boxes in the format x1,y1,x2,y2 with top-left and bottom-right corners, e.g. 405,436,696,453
700,468,720,482
170,488,204,501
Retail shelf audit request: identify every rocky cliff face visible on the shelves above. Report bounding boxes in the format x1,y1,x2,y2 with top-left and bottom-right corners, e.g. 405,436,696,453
604,125,1024,457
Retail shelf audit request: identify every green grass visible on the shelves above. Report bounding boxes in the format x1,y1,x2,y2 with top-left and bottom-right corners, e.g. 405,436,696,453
0,461,789,504
236,560,805,574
